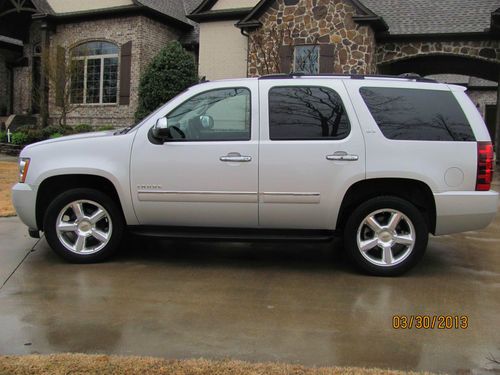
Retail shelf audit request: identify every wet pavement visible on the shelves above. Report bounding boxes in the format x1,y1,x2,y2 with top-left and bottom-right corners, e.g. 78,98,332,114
0,179,499,374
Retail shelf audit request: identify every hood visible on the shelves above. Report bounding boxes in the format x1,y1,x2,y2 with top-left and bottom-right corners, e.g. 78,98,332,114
23,130,116,151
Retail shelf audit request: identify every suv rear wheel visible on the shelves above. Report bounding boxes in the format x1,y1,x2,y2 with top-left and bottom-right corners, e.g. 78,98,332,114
43,188,124,263
344,196,428,276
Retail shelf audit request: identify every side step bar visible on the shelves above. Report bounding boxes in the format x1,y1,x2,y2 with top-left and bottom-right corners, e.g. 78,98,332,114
128,226,336,242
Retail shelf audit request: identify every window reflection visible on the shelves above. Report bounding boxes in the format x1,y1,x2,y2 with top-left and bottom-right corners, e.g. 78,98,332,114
167,88,251,141
269,86,350,140
360,87,475,141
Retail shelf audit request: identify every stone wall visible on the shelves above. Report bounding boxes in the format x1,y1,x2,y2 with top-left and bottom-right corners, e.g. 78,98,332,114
247,0,376,76
376,39,500,66
48,15,181,127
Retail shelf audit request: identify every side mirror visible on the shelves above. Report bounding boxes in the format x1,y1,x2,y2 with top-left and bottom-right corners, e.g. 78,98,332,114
152,117,170,139
200,115,214,129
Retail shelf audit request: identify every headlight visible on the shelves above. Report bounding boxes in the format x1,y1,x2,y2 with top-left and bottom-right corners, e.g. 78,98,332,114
19,158,30,183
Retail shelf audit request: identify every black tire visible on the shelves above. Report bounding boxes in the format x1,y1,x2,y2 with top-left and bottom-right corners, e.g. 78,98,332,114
344,196,428,276
43,188,124,263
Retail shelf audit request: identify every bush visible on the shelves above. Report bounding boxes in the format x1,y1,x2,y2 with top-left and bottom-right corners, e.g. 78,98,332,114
99,125,115,131
0,131,5,143
11,132,28,145
135,41,197,122
75,124,94,133
24,129,45,144
49,132,63,139
42,125,68,138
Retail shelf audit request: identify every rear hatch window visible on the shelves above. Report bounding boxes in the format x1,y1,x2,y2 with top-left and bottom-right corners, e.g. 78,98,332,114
360,87,475,141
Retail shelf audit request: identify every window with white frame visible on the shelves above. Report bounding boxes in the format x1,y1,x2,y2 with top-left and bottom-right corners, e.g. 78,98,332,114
70,41,119,104
294,45,319,74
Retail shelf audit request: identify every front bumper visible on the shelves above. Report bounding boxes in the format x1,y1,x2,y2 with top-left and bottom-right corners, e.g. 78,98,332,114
12,183,38,230
434,190,499,235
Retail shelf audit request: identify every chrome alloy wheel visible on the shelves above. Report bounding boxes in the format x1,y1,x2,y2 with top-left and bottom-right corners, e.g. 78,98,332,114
356,208,415,267
56,200,113,255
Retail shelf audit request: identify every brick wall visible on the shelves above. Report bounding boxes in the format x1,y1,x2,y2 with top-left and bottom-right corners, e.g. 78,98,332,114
48,15,181,127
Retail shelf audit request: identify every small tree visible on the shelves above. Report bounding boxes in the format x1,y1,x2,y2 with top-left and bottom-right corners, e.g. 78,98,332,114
135,41,197,122
41,46,81,127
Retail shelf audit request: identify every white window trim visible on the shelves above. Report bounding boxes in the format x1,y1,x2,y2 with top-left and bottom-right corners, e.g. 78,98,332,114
72,53,119,105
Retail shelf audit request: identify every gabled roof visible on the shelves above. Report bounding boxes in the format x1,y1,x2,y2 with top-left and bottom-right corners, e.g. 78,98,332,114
191,0,499,37
188,0,255,22
32,0,204,29
32,0,54,15
234,0,388,31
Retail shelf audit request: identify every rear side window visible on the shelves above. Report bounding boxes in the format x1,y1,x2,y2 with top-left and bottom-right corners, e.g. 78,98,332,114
269,86,350,140
359,87,475,141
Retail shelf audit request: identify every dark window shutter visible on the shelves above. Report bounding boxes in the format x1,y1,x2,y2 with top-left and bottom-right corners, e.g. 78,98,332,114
319,44,335,73
55,46,66,107
279,45,293,74
119,41,132,105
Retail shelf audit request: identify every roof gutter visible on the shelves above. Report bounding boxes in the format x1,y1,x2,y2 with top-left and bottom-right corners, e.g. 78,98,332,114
188,8,254,23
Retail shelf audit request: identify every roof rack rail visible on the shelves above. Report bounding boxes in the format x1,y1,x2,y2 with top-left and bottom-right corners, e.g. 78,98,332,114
258,72,437,83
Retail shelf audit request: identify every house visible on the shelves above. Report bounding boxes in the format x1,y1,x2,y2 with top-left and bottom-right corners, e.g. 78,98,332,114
0,0,201,127
189,0,500,147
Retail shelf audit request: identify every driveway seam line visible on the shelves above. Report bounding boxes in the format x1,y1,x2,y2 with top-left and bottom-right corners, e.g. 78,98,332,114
0,236,43,291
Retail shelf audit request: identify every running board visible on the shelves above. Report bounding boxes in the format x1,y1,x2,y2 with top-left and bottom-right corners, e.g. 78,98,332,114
128,226,336,242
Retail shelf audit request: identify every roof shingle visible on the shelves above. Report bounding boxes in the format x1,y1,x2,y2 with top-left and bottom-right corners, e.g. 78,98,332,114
360,0,500,34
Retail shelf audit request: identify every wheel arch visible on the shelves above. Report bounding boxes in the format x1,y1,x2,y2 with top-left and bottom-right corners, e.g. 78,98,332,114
36,174,126,231
337,178,436,234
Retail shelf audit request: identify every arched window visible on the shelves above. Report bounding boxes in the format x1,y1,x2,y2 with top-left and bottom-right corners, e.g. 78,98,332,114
70,41,119,104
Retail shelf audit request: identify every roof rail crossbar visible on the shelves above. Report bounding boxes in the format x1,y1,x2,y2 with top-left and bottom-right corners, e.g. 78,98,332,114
258,72,437,83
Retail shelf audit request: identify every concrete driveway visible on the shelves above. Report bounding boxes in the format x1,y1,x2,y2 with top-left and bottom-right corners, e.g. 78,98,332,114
1,188,499,373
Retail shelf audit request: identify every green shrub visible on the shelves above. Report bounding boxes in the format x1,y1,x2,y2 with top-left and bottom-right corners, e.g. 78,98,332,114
11,132,28,145
135,41,197,122
42,125,67,138
49,132,63,139
0,131,6,143
25,129,45,143
99,125,115,131
75,124,94,133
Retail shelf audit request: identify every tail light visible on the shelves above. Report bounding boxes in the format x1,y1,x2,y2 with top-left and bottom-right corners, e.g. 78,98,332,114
476,142,494,191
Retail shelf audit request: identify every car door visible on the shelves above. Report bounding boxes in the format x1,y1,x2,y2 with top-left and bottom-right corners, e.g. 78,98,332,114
130,81,259,227
258,79,366,230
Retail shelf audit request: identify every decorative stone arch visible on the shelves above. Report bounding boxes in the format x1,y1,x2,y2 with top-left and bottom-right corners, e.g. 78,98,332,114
376,39,500,73
378,54,500,82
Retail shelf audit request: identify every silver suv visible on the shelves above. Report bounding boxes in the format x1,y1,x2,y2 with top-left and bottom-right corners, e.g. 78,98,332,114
12,74,498,276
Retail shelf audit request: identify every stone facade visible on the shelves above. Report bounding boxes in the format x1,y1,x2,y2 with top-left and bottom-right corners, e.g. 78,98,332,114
48,15,181,127
247,0,376,77
377,39,500,66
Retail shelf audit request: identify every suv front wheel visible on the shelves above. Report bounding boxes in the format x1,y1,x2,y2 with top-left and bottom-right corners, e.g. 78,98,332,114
43,188,124,263
344,196,428,276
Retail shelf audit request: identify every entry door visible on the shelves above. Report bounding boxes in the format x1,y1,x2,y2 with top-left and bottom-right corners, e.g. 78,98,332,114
130,81,259,227
258,79,365,230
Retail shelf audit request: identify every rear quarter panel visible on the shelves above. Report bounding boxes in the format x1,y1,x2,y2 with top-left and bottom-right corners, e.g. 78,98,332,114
344,80,478,193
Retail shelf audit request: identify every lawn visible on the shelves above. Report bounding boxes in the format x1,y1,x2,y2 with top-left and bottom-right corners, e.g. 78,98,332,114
0,161,17,217
0,354,432,375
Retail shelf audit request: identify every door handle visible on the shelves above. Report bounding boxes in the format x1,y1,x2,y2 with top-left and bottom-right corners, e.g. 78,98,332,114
326,151,359,161
220,152,252,162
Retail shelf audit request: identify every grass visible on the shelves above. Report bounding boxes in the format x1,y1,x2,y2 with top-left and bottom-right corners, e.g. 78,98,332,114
0,161,17,217
0,354,432,375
